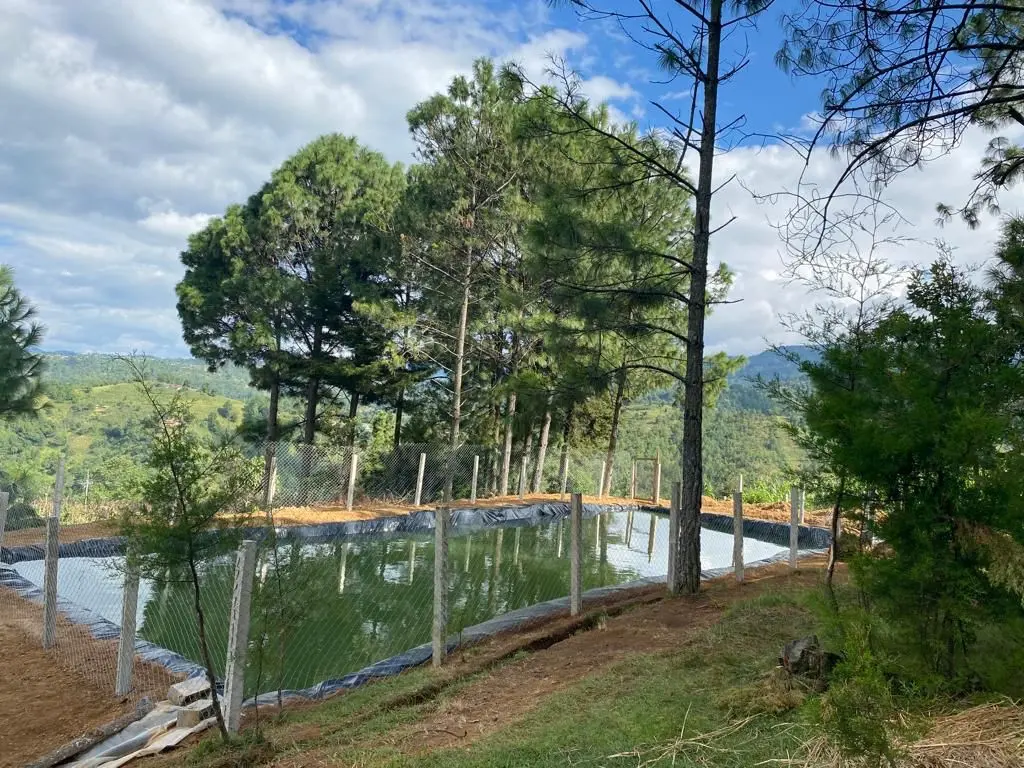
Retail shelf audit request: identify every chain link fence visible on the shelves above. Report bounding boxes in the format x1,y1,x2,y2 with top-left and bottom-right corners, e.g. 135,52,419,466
0,440,812,742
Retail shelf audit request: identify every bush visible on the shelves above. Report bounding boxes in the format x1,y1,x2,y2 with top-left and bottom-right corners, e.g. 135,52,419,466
818,609,908,767
6,501,41,530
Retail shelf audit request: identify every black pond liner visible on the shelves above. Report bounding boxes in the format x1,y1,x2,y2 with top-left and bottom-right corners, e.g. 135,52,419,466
0,501,831,709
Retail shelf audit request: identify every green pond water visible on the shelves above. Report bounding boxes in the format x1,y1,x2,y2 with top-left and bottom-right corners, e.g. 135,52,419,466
13,509,788,697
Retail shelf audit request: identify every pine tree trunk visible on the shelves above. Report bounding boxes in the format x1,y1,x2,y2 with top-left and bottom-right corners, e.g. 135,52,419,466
300,328,323,505
558,402,575,483
522,420,535,494
532,404,552,493
604,367,628,497
672,0,722,595
267,375,280,442
393,385,405,449
347,391,360,449
500,391,517,496
826,474,846,607
446,276,471,502
489,410,501,496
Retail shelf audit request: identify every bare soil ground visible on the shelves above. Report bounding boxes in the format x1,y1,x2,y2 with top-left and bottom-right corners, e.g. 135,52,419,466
0,586,181,768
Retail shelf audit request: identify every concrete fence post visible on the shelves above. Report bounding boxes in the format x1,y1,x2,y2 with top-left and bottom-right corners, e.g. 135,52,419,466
0,491,9,551
668,482,680,591
224,540,257,734
653,452,662,506
414,452,427,507
470,455,479,504
597,460,607,500
518,455,528,500
789,486,800,569
53,456,65,521
733,491,744,583
261,443,277,512
432,507,450,666
42,458,65,650
559,454,569,500
115,567,140,696
42,515,59,649
569,493,583,616
346,452,359,512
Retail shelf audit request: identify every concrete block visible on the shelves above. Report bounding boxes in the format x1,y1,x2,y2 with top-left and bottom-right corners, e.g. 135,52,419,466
168,676,210,706
176,698,214,728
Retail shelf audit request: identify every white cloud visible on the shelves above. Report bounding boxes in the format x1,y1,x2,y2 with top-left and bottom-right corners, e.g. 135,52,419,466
0,0,1021,362
0,0,588,355
705,128,1024,355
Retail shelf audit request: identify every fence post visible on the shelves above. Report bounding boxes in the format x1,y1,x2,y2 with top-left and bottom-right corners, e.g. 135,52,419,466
0,491,8,551
799,487,806,524
470,455,479,504
432,507,450,666
569,493,583,616
789,486,800,569
53,455,65,520
738,473,744,495
261,443,277,512
597,460,607,500
646,513,656,561
224,539,256,734
668,482,680,591
559,454,569,500
42,515,59,649
518,454,528,500
346,452,359,512
733,491,744,583
115,567,140,696
653,451,662,506
42,458,65,650
414,452,427,507
630,462,637,499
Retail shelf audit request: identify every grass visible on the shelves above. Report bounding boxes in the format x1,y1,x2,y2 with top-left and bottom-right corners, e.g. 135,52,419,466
175,579,830,768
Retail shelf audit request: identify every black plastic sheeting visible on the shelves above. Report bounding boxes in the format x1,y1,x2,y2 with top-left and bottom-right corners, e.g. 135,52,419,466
0,501,831,565
0,501,830,709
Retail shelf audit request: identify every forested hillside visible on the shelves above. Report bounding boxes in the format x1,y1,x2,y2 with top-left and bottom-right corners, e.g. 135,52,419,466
0,349,806,516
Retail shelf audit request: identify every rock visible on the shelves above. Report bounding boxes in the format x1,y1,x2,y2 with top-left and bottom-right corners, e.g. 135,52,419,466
780,635,841,681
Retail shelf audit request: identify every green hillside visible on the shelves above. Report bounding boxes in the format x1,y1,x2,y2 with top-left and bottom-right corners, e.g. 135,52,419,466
0,351,805,524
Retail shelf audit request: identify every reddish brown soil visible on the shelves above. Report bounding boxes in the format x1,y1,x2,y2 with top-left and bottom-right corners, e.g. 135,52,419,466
5,493,827,548
0,587,180,767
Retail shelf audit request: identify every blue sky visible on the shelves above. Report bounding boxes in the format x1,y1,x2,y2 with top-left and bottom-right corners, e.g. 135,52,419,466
0,0,1017,358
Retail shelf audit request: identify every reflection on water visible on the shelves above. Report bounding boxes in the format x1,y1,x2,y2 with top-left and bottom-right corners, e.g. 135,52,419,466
13,509,787,696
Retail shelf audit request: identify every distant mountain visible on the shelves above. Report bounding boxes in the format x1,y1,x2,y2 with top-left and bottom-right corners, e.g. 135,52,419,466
41,352,257,401
730,345,817,383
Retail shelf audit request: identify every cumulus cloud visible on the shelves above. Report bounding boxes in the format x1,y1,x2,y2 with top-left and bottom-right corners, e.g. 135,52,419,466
0,0,1020,359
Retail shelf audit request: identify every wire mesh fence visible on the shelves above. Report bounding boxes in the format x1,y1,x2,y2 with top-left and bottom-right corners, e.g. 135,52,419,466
0,440,812,727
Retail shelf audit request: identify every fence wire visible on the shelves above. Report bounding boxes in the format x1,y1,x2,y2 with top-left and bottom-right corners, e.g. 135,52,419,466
0,440,804,717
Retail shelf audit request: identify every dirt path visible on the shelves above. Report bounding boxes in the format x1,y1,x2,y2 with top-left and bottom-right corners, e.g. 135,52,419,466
0,586,180,768
260,560,830,767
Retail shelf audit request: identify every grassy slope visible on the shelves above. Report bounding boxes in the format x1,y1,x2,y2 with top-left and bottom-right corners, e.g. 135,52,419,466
177,576,827,768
